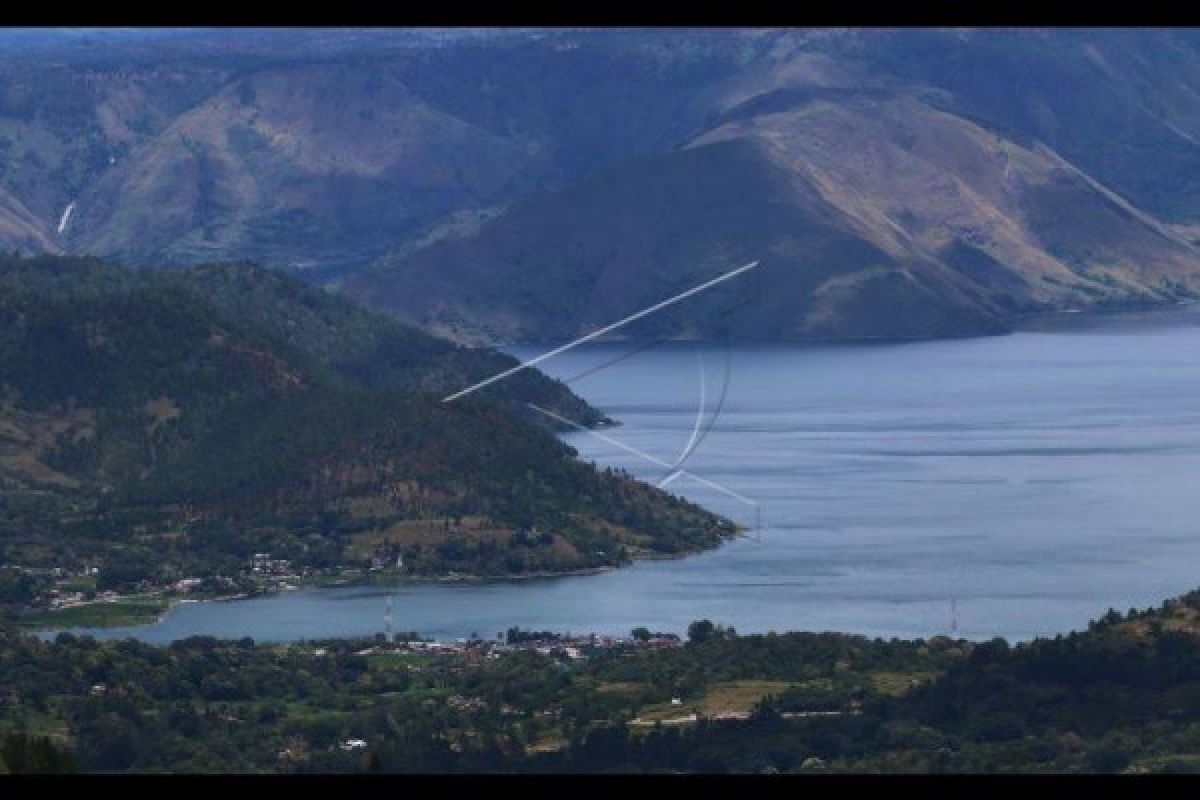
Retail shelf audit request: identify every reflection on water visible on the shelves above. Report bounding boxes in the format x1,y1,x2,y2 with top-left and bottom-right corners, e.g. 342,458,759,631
64,315,1200,644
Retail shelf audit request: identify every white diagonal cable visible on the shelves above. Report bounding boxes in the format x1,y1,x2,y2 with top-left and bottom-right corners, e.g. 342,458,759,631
670,349,707,472
527,403,758,508
442,260,759,403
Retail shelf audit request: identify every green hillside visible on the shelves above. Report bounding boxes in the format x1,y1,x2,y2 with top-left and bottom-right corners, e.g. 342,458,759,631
4,587,1200,772
0,254,606,426
0,256,731,606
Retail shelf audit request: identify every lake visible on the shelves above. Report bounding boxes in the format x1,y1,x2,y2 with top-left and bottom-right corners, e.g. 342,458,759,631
63,308,1200,644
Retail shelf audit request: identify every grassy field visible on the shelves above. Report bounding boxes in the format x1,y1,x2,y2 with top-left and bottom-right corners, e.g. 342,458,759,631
57,575,97,593
18,597,171,630
868,670,938,697
278,701,355,725
595,681,646,695
633,680,798,722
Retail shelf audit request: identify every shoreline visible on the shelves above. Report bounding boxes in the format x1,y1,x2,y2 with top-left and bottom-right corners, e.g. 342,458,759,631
27,533,744,635
504,297,1200,350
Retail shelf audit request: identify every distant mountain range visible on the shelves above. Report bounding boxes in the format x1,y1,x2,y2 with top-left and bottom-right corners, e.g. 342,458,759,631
6,28,1200,342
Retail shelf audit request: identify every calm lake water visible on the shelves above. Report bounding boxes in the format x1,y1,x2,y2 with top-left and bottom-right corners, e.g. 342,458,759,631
66,308,1200,644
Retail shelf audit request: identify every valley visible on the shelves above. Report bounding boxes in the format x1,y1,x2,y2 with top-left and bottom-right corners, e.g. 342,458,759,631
6,27,1200,777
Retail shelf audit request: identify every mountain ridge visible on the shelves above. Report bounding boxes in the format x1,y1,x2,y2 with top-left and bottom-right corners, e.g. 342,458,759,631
7,29,1200,342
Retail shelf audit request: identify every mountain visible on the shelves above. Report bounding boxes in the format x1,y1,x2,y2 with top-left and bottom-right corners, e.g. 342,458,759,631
345,29,1200,342
6,29,1200,342
0,185,54,253
0,255,731,586
344,136,1016,343
0,28,749,276
63,63,544,270
0,255,607,427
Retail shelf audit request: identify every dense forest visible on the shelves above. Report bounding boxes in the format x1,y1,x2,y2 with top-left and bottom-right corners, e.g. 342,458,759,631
3,589,1200,773
0,254,607,426
0,254,731,613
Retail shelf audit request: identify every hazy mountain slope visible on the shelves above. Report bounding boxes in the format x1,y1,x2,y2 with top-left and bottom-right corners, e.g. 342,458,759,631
385,28,758,179
704,29,1200,226
7,29,1200,343
345,90,1200,342
345,32,1200,343
344,137,1004,343
64,64,543,269
0,59,230,233
0,29,754,273
0,186,57,253
698,92,1200,301
857,28,1200,226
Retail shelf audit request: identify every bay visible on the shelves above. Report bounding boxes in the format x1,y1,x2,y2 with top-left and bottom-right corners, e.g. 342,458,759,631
65,310,1200,643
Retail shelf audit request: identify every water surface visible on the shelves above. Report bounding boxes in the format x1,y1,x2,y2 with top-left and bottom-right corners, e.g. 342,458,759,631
66,310,1200,643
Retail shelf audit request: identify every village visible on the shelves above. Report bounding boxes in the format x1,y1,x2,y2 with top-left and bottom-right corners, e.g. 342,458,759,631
343,626,683,662
8,544,596,620
4,554,694,667
6,551,303,614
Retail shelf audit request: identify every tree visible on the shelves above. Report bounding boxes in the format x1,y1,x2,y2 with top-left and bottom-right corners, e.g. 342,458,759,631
687,619,716,645
0,733,76,773
0,569,37,604
97,552,157,592
1086,744,1131,773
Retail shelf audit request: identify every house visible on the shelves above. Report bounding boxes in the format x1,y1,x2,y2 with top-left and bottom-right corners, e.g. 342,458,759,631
645,636,683,650
249,553,291,575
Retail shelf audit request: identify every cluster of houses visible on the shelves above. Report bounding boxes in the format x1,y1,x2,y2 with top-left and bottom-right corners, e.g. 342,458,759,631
1,564,95,579
249,552,293,575
10,553,304,611
39,587,124,609
321,629,684,760
4,563,119,610
346,629,682,663
369,552,404,571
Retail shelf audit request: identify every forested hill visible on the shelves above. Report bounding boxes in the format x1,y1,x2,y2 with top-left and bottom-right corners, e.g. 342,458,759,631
0,254,606,428
4,586,1200,772
0,256,731,593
